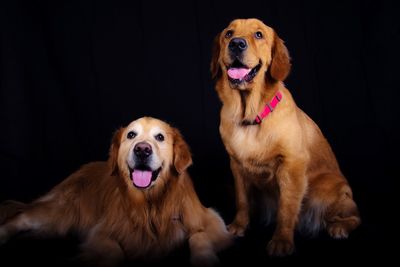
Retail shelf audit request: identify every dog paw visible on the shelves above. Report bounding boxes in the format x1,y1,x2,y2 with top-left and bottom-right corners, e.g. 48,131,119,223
190,252,219,267
327,223,349,239
227,222,246,237
267,238,295,257
0,227,9,245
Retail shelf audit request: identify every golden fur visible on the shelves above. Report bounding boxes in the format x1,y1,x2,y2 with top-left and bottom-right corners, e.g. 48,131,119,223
211,18,360,256
0,117,231,266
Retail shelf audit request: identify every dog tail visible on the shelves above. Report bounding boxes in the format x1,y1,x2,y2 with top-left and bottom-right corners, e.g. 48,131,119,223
0,200,27,224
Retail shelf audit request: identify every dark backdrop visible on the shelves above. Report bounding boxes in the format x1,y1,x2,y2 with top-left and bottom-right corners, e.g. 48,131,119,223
1,0,399,265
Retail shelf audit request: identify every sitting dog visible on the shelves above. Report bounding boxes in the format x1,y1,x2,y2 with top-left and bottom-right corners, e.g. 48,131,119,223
210,18,360,256
0,117,232,266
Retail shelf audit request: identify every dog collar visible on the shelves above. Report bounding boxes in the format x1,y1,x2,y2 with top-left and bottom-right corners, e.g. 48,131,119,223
254,91,283,124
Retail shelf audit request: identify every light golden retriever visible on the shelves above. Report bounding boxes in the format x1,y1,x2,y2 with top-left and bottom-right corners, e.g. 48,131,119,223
0,117,232,266
211,18,360,256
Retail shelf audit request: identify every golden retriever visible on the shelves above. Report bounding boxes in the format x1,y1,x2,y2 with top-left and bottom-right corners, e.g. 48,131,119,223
0,117,232,266
210,18,360,256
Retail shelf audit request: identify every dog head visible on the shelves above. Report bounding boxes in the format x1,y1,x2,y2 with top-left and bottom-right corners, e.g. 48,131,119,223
108,117,192,194
211,18,291,90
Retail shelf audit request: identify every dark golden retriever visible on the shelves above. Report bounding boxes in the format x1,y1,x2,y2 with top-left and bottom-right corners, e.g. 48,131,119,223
211,18,360,256
0,117,232,266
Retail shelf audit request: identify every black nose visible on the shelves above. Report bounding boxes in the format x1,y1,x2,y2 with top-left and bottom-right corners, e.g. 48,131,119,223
229,38,247,54
134,142,152,159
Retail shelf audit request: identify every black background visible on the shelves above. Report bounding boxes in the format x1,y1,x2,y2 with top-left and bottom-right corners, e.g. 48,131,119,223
1,0,399,266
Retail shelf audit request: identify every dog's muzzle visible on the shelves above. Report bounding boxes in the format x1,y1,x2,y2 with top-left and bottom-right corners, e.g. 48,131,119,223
227,59,262,85
128,142,162,189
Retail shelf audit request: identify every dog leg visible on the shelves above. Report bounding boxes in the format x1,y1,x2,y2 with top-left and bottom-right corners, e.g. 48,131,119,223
227,158,250,237
0,212,43,245
326,188,360,239
79,226,124,267
305,174,361,239
0,201,64,245
0,226,9,245
0,204,30,244
267,161,307,256
187,207,232,266
0,214,40,245
0,200,27,225
189,231,219,267
321,175,360,239
0,200,28,244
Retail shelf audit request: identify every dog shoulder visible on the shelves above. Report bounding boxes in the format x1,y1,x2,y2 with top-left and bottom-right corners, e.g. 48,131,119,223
43,161,116,203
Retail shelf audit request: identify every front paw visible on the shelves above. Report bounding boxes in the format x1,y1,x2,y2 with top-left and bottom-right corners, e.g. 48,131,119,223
190,252,219,267
0,227,10,245
227,221,247,237
267,238,295,257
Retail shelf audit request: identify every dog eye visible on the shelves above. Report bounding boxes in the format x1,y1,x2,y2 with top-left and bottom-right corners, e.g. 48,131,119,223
155,134,164,142
255,31,263,39
127,131,137,139
225,30,233,38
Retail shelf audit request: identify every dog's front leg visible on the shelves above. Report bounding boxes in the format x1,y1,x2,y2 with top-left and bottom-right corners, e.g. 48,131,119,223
267,159,307,256
188,231,219,267
78,226,124,267
227,158,250,237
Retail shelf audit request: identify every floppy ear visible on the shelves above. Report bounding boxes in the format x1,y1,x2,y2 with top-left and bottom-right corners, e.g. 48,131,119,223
108,127,124,176
269,32,291,81
173,128,192,174
210,33,221,79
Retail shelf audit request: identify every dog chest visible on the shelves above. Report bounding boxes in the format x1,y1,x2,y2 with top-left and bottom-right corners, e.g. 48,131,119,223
221,124,277,162
120,213,187,259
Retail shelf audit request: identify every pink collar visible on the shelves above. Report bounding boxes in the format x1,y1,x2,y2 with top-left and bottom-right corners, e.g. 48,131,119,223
254,91,283,124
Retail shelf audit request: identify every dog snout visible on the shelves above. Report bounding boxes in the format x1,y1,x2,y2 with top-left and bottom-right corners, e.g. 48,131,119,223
229,38,247,54
134,142,152,160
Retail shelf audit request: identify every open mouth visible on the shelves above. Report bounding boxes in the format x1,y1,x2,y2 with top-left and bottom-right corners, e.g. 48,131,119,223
129,166,162,189
227,59,262,84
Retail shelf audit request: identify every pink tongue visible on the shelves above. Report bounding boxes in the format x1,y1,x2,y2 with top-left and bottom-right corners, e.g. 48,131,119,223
131,170,152,188
227,68,251,80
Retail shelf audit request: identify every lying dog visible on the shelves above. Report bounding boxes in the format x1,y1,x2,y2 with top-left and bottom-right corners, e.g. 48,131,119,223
211,18,360,256
0,117,232,266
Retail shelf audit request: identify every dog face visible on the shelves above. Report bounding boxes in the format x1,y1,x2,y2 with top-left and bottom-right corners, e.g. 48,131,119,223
109,117,192,193
211,18,291,90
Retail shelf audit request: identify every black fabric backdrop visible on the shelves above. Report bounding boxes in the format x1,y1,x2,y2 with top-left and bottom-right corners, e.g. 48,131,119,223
1,0,399,265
